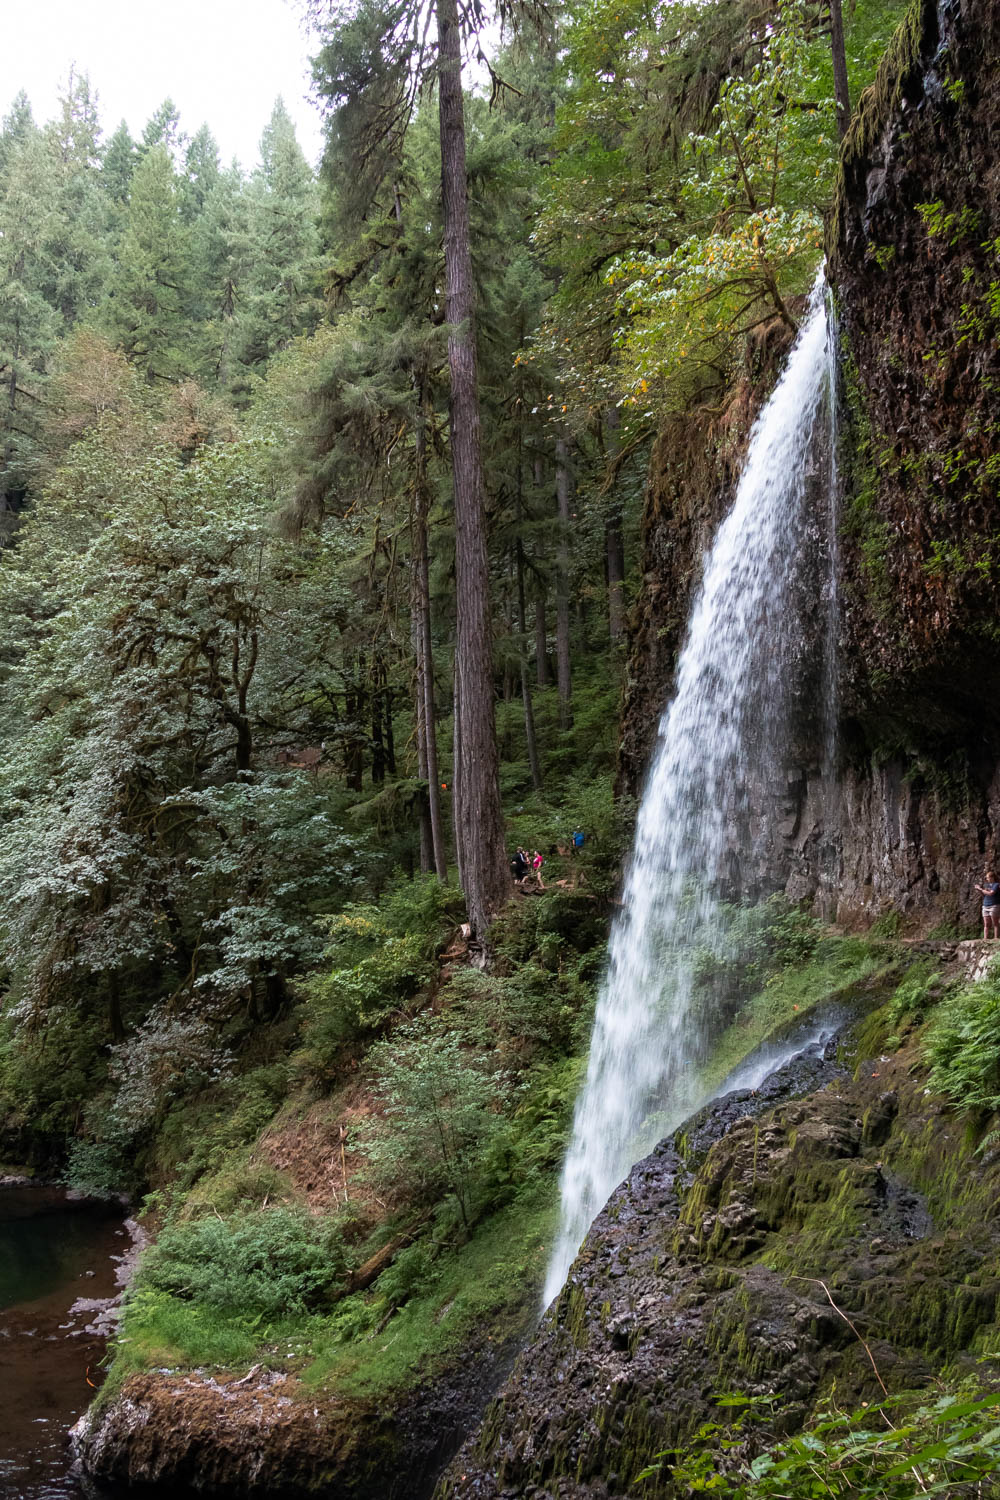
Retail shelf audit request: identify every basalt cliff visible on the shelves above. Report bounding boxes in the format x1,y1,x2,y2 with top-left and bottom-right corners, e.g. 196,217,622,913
622,0,1000,933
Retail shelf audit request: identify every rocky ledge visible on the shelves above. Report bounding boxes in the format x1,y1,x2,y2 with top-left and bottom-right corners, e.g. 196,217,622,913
72,1316,527,1500
435,1001,1000,1498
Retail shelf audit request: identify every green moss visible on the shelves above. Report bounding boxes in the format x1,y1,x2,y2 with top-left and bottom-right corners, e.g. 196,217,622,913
830,0,936,255
698,936,897,1100
301,1184,557,1397
106,1182,557,1411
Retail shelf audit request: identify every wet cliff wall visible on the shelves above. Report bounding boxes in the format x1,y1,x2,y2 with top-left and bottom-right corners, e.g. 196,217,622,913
824,0,1000,925
618,323,795,797
621,0,1000,931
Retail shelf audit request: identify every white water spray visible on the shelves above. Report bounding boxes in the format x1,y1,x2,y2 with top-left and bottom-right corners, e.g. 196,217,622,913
544,277,838,1306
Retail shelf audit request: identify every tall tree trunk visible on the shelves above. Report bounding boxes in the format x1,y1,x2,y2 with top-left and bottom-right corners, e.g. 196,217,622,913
513,391,543,794
605,408,626,641
411,602,433,873
384,684,396,776
108,972,125,1044
517,539,543,793
436,0,509,937
345,657,364,792
606,511,625,641
371,657,386,785
534,590,550,686
2,324,21,514
555,436,573,730
411,384,447,880
501,581,514,760
829,0,851,140
531,454,551,685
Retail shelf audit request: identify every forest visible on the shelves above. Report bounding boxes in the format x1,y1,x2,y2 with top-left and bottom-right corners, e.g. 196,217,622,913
8,0,1000,1494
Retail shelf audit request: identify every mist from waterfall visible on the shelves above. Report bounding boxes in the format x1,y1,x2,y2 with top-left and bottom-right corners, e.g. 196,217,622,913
544,276,838,1308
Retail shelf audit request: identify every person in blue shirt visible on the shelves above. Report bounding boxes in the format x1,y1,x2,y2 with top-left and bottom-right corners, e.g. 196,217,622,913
975,869,1000,939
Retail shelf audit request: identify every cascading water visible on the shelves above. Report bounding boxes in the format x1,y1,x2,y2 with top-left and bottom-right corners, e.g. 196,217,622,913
544,274,838,1307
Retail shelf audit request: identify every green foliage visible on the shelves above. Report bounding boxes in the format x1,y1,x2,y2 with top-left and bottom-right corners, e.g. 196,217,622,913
300,1183,556,1397
916,199,981,247
0,1003,109,1151
700,933,894,1097
502,770,633,902
887,959,945,1026
693,895,823,1000
925,969,1000,1116
358,1021,510,1229
637,1384,1000,1497
299,875,464,1075
113,1289,264,1376
445,964,575,1060
608,0,831,401
139,1205,347,1316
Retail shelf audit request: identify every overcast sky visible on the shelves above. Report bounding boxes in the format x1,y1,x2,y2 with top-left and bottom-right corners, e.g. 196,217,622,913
4,0,326,171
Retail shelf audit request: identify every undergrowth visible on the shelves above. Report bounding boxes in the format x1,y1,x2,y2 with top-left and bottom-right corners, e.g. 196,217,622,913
638,1379,1000,1497
925,965,1000,1116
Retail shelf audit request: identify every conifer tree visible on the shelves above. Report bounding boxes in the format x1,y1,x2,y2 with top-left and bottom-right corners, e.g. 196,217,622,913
192,160,253,387
310,0,551,937
0,91,36,181
0,123,59,514
141,98,184,163
102,120,137,204
104,144,192,383
181,124,222,222
237,100,321,379
42,71,113,327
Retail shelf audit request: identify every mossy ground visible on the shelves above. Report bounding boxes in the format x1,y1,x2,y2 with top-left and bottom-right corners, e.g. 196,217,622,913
698,935,900,1098
107,1182,556,1407
301,1183,556,1398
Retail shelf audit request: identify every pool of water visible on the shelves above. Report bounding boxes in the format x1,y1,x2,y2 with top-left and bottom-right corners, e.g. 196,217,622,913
0,1185,124,1499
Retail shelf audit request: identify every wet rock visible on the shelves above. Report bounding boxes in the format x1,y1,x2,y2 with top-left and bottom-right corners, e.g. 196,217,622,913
436,1024,1000,1499
74,1304,529,1500
621,0,1000,933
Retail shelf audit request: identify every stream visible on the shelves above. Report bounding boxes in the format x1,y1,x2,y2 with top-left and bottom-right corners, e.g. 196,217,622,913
0,1185,124,1499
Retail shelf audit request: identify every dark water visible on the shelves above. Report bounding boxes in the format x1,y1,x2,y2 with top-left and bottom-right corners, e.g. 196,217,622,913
0,1186,124,1499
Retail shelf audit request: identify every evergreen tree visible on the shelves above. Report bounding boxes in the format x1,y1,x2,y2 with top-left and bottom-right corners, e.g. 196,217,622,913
0,124,59,514
104,144,192,383
141,97,185,163
237,100,321,383
181,124,222,222
0,91,36,180
102,119,137,204
41,70,113,327
312,0,552,938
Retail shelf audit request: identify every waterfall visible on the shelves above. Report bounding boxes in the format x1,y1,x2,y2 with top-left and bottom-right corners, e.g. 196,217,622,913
543,276,838,1308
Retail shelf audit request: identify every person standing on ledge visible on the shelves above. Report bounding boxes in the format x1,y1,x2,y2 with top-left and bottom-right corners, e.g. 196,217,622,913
975,869,1000,939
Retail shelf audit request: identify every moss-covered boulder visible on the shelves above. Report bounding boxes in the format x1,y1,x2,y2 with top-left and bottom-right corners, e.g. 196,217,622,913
435,1013,1000,1498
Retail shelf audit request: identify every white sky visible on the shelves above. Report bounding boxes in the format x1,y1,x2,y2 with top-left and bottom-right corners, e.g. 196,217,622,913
4,0,327,171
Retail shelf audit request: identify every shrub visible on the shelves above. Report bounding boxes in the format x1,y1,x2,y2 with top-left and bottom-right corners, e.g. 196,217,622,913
298,875,464,1077
139,1206,347,1317
358,1021,509,1230
444,964,575,1060
888,959,945,1025
925,972,1000,1115
694,895,823,1004
639,1384,1000,1497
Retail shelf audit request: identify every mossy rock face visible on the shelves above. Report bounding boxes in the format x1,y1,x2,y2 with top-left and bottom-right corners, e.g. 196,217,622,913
436,1015,1000,1499
832,0,1000,761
